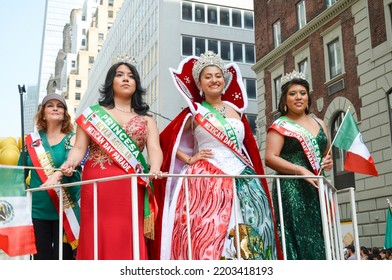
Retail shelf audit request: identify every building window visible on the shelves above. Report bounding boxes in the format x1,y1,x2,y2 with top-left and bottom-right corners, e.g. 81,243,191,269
208,39,218,54
76,80,81,88
298,58,309,81
331,111,355,189
323,25,344,82
182,36,193,56
108,0,113,6
82,29,86,35
81,39,86,47
233,43,243,62
327,38,342,79
297,0,307,29
108,10,113,18
273,75,282,111
182,1,192,21
71,60,76,68
207,6,217,24
326,0,337,8
195,4,205,23
75,92,81,100
273,20,281,48
98,33,104,40
245,44,255,63
244,11,254,29
220,8,230,26
195,38,206,56
232,9,242,28
246,114,257,135
89,56,94,64
244,79,256,100
221,41,231,61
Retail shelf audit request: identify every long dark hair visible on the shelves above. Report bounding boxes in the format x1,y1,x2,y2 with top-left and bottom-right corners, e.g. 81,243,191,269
278,78,311,115
98,62,150,115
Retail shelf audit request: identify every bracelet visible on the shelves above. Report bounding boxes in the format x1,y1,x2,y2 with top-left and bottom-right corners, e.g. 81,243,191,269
187,156,192,165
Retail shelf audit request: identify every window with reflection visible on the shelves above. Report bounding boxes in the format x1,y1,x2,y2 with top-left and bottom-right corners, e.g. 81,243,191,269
297,0,307,29
207,6,217,24
298,58,309,81
195,38,205,56
244,11,254,29
182,36,193,56
246,114,258,135
221,41,231,60
328,38,342,79
232,9,242,28
182,2,192,21
220,8,230,26
233,43,243,62
245,44,255,63
195,4,205,22
245,79,256,100
273,75,282,110
208,39,218,54
273,20,281,48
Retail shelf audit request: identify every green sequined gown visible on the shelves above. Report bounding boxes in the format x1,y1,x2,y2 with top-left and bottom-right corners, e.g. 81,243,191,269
272,126,327,260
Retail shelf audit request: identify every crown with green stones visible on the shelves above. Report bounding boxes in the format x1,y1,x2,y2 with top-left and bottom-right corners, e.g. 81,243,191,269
281,70,306,86
192,51,227,83
112,54,137,65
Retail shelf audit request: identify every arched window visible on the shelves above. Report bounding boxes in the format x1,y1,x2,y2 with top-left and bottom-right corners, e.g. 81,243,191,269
331,111,355,189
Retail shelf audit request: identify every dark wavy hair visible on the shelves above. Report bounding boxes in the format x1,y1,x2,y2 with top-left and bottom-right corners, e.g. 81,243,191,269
278,78,311,116
98,62,150,115
35,104,74,134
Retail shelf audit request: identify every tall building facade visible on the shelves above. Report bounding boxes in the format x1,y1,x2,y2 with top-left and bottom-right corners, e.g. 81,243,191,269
37,0,84,102
253,0,392,248
78,0,259,132
23,85,39,134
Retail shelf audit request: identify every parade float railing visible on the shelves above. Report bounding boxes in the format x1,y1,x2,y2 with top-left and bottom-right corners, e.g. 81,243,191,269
24,173,359,260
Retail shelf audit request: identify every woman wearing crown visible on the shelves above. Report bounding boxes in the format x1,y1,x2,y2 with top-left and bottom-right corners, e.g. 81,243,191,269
60,58,163,260
152,51,282,260
265,70,333,259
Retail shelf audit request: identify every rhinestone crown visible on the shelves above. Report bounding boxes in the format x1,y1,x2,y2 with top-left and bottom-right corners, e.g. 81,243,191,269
112,54,137,65
192,51,227,83
281,70,306,86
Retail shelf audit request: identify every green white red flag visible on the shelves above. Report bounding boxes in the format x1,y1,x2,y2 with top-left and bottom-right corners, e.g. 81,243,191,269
0,166,36,256
333,111,378,176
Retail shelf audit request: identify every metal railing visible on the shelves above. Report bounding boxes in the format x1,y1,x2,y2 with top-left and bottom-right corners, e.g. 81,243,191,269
26,173,359,260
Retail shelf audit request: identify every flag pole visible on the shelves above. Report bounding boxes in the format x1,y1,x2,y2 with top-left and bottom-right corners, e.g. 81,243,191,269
317,106,351,176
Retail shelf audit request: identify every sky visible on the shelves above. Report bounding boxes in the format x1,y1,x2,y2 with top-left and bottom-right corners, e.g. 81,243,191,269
0,0,46,138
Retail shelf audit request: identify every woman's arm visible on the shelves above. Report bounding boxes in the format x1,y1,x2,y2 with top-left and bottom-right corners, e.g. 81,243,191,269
146,116,163,175
61,125,90,176
265,129,318,188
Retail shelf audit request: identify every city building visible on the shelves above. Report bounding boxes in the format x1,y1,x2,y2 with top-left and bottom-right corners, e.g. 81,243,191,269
253,0,392,248
23,85,39,134
37,0,84,102
77,0,259,132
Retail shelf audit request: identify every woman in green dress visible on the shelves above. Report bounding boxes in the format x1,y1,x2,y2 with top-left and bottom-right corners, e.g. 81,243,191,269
265,70,333,260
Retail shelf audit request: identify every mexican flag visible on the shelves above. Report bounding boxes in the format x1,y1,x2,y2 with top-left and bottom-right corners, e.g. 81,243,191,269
0,166,36,256
333,111,378,176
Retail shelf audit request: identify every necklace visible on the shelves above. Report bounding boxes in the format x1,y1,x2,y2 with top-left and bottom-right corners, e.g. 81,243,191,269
213,104,226,117
114,106,133,113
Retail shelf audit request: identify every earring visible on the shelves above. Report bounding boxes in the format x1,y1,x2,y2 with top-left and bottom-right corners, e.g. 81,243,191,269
221,89,225,95
283,105,288,113
199,89,203,96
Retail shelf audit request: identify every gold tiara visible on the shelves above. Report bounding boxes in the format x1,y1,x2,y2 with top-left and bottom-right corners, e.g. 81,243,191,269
281,70,306,86
192,51,227,83
112,54,137,65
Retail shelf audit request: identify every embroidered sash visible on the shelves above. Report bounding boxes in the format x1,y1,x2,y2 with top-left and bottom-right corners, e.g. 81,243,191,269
269,116,322,175
194,102,254,168
25,131,80,249
77,104,156,239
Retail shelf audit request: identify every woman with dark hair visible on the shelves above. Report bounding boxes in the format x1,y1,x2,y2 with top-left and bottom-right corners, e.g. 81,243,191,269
19,93,81,260
153,51,282,260
264,70,333,259
60,60,163,260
